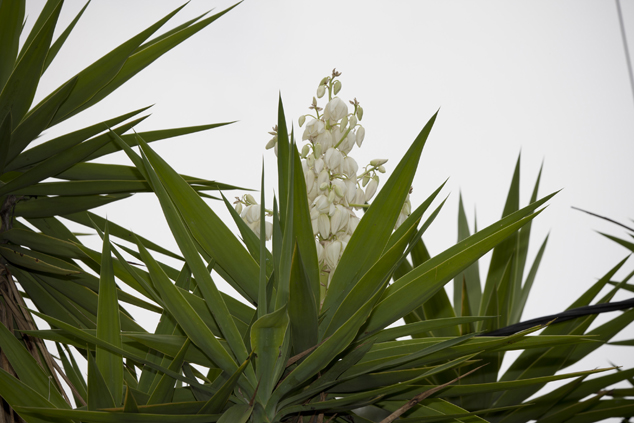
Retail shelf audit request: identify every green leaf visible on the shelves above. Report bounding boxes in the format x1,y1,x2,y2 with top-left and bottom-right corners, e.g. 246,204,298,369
9,77,77,159
7,106,149,171
0,116,146,196
289,243,319,357
95,223,124,405
41,4,186,127
75,4,241,118
65,210,183,261
0,369,73,423
134,237,248,391
217,404,253,423
322,112,438,326
0,321,69,409
0,1,60,130
14,407,222,423
87,351,116,411
0,0,23,89
453,192,481,316
0,228,86,259
0,112,12,174
147,338,190,405
251,306,289,403
14,193,131,218
42,1,90,72
85,122,234,162
56,343,87,406
199,354,252,414
361,192,555,336
129,132,259,303
0,245,80,275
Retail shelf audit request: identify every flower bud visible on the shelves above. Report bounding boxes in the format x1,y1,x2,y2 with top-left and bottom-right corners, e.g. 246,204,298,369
298,115,306,127
356,105,364,120
333,80,342,95
314,143,323,158
356,126,365,147
349,115,357,128
318,213,330,238
301,144,310,158
370,158,388,167
319,182,329,191
234,202,243,214
340,115,348,131
365,177,378,202
378,165,386,173
265,136,277,150
317,84,326,98
362,174,370,187
328,189,336,203
333,183,344,198
245,194,256,205
306,155,315,168
320,76,330,85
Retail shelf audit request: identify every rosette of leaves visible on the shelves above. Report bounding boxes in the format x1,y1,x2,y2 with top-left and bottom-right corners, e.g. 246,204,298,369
2,83,632,422
0,1,242,421
1,2,633,423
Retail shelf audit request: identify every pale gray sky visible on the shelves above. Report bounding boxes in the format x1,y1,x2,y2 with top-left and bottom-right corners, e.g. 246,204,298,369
24,0,634,406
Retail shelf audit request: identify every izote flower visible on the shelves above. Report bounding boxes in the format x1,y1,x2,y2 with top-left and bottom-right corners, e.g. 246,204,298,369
259,69,412,288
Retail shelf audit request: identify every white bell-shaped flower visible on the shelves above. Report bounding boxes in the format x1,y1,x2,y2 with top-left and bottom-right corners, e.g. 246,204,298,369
305,168,315,188
365,178,378,202
324,97,348,124
353,187,365,206
243,204,260,224
348,215,360,234
313,195,330,214
318,213,331,239
330,207,343,234
342,156,358,178
315,239,324,262
331,179,347,201
325,240,342,270
344,179,357,204
325,148,343,171
317,169,329,188
303,119,325,141
314,158,325,174
316,130,333,151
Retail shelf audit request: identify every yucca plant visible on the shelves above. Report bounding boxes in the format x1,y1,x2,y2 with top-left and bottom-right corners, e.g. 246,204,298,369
1,2,633,423
0,1,242,421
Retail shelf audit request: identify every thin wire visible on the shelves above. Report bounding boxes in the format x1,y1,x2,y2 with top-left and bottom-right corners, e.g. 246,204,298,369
616,0,634,107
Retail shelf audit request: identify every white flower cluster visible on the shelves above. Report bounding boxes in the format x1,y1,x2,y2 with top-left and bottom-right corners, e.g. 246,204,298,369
234,193,273,241
242,70,412,284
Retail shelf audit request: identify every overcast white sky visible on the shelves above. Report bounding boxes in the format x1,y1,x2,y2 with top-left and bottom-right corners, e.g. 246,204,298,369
23,0,634,403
